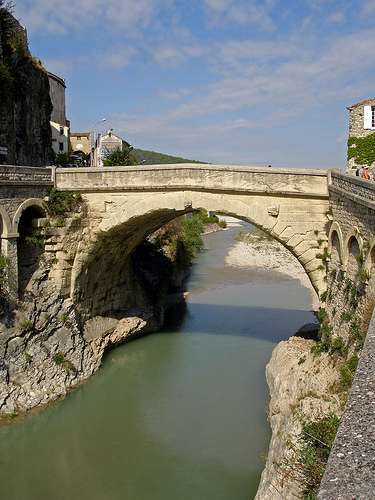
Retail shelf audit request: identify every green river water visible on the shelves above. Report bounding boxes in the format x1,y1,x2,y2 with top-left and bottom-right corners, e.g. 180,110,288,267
0,221,317,499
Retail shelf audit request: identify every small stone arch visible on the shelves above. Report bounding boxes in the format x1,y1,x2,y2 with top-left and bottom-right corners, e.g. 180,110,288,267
344,226,363,279
12,198,46,234
328,222,344,268
14,199,47,297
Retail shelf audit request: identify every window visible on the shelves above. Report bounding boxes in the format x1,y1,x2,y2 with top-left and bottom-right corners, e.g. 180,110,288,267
59,142,64,151
77,136,81,141
60,126,64,135
364,105,375,129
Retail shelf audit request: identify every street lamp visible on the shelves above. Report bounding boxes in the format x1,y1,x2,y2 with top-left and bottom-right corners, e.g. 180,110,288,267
90,118,106,167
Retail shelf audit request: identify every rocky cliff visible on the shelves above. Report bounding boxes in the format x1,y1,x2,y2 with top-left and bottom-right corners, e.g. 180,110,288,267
255,336,344,499
0,9,54,166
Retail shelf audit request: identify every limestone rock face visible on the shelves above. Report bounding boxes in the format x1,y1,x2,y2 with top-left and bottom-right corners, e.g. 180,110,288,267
0,253,160,414
255,337,343,500
0,11,54,166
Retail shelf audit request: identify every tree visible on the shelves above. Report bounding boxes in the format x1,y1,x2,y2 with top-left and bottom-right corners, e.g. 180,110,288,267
180,214,204,258
102,146,137,166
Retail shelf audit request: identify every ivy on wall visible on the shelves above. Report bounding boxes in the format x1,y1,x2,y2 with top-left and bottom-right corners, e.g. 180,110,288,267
347,132,375,166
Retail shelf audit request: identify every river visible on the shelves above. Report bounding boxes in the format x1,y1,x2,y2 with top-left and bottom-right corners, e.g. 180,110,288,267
0,220,317,499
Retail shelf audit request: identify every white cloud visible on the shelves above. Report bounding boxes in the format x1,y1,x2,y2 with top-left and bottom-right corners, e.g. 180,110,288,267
203,0,276,31
96,45,140,70
16,0,160,36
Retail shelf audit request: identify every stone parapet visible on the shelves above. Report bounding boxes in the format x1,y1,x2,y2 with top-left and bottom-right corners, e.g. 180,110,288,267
55,164,329,198
0,165,54,184
330,169,375,206
317,306,375,499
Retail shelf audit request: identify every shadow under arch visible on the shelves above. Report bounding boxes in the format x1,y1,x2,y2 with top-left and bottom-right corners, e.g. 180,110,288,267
15,198,47,296
70,201,320,327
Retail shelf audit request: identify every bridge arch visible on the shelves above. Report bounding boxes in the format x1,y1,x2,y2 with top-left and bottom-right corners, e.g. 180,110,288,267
69,188,325,324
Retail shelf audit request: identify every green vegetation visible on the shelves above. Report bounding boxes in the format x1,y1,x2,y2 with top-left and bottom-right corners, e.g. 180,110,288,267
25,234,45,247
55,152,70,166
0,253,9,286
133,148,208,165
348,132,375,167
325,207,333,217
102,146,137,166
299,413,340,499
53,353,76,374
180,214,204,258
18,320,33,332
0,2,39,86
43,188,83,217
316,248,331,261
340,311,353,322
356,267,370,282
151,210,226,270
54,217,64,228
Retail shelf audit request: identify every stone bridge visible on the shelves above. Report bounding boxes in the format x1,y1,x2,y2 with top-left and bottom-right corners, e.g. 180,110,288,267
1,164,375,497
0,164,330,314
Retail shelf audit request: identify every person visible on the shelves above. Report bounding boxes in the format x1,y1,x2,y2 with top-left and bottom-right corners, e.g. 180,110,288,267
358,165,363,178
355,166,360,176
362,166,370,179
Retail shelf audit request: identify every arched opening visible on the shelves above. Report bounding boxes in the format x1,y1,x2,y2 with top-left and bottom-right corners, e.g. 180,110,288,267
347,235,361,280
17,203,47,296
70,203,320,332
330,231,341,266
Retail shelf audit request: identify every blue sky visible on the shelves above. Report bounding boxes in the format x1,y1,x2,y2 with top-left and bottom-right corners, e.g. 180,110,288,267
14,0,375,169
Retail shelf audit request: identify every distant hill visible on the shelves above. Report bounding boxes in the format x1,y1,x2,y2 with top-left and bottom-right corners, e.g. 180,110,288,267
132,149,208,165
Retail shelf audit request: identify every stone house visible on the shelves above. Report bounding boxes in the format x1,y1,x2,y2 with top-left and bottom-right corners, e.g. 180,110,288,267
48,72,70,157
347,98,375,174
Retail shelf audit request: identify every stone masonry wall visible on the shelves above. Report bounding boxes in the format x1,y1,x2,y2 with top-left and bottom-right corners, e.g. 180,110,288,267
324,171,375,345
347,98,375,174
315,170,375,496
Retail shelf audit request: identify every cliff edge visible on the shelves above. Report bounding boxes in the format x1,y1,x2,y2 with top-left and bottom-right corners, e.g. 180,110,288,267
0,9,54,166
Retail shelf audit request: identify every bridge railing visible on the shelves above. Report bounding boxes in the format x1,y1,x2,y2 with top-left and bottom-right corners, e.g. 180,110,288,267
329,169,375,208
317,304,375,498
0,165,54,185
54,164,330,198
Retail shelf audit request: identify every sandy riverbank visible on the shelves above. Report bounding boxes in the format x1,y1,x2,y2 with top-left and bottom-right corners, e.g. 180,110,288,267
225,237,320,311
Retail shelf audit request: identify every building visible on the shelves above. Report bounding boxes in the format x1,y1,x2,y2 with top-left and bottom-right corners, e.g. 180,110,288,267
70,132,91,155
48,72,70,157
347,98,375,174
100,129,131,157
